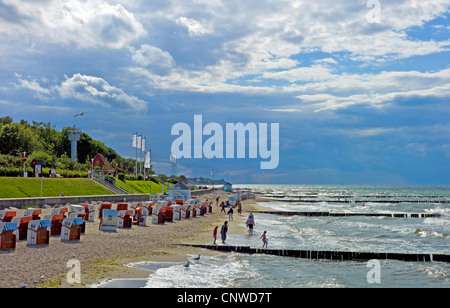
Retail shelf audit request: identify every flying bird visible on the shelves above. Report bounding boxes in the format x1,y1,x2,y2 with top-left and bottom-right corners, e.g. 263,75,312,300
73,112,86,117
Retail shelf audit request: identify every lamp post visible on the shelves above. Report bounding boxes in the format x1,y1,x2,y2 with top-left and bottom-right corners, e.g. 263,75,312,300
21,151,27,178
41,176,44,197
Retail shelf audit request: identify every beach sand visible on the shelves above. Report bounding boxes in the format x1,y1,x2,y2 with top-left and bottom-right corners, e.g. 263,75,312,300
0,191,269,288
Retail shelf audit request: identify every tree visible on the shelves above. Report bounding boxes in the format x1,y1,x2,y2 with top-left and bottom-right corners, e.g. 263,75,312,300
178,175,188,184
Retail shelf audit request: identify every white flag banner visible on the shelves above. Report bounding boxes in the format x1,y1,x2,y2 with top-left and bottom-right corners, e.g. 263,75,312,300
145,151,151,169
132,134,137,148
137,135,142,149
141,137,146,151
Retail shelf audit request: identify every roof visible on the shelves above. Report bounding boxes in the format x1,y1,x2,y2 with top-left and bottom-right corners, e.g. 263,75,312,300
169,182,191,190
93,153,114,170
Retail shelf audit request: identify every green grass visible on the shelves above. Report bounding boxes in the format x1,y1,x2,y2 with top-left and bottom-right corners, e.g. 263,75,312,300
115,180,170,195
0,177,115,198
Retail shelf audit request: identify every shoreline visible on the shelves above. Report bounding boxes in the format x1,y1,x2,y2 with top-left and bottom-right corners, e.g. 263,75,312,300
0,190,270,288
88,194,272,288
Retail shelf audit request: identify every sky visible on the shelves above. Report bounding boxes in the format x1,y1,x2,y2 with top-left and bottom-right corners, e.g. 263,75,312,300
1,0,450,184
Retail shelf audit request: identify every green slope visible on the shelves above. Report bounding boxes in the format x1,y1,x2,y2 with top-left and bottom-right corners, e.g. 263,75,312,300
0,177,115,198
115,180,170,195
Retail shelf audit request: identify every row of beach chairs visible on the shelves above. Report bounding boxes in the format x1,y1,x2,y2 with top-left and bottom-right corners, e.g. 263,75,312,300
0,199,214,251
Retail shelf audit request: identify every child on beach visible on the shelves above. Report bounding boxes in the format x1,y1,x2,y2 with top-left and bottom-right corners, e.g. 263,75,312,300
213,226,218,245
260,231,268,248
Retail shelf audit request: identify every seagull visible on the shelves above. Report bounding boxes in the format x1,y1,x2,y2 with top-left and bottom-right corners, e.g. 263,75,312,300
193,254,200,261
184,261,190,268
73,112,86,117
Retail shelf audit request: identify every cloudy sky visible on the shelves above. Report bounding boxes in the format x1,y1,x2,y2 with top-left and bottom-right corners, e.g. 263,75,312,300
1,0,450,184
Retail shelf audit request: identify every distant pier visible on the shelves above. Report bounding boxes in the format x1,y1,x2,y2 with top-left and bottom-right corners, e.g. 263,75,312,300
180,244,450,263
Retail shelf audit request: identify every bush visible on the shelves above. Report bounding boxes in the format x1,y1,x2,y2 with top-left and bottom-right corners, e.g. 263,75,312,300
125,174,137,181
104,174,116,185
118,173,126,181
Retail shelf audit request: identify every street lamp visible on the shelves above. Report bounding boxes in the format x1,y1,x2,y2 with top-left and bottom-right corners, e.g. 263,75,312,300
21,152,28,178
41,176,44,197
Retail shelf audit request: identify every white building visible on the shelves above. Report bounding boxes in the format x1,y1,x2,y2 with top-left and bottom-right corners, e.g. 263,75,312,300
168,182,191,201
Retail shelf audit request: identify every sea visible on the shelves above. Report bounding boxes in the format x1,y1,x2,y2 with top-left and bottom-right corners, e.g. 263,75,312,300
95,185,450,288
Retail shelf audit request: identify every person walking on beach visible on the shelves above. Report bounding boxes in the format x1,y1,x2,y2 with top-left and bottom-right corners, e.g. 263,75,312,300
246,214,255,235
221,221,228,244
220,201,226,213
260,231,268,248
227,206,233,221
213,226,218,245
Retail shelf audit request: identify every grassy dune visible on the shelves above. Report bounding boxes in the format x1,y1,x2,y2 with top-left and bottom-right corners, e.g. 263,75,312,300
114,179,169,195
0,177,114,198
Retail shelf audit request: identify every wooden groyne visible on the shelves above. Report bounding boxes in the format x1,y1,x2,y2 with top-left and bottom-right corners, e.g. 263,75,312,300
251,211,441,218
180,244,450,263
264,198,450,204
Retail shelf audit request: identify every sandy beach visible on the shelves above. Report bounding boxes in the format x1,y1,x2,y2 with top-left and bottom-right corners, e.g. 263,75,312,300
0,190,268,288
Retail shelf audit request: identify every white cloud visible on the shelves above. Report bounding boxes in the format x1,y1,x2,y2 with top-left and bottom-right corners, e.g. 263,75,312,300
14,73,50,95
0,0,145,49
262,65,335,83
264,108,302,113
57,74,148,111
176,16,211,37
314,58,338,65
294,68,450,111
131,44,175,68
122,0,450,101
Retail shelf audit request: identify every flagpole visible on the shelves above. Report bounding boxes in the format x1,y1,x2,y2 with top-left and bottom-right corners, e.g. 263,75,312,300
139,135,142,177
149,149,152,200
135,133,138,178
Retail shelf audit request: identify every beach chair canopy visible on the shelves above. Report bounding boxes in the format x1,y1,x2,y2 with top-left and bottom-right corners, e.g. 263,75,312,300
12,216,33,224
28,220,52,231
63,217,84,228
0,210,16,219
1,222,18,231
24,209,42,216
39,220,52,228
118,210,134,217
